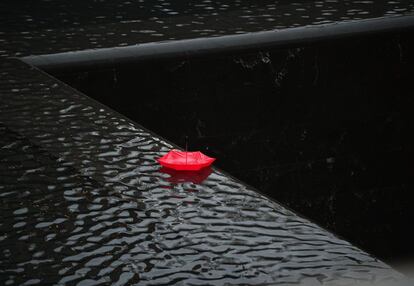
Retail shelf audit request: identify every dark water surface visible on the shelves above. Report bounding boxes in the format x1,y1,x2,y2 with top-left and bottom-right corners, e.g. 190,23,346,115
0,58,403,285
2,0,414,284
56,28,414,270
1,0,414,58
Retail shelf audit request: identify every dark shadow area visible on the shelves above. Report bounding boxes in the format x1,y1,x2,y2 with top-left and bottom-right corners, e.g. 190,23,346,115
54,30,414,268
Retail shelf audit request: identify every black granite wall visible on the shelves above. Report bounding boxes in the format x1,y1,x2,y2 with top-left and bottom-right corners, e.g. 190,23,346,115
55,30,414,267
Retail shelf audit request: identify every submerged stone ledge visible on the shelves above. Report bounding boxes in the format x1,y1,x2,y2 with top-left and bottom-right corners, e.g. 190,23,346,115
0,58,405,285
21,15,414,73
1,1,414,58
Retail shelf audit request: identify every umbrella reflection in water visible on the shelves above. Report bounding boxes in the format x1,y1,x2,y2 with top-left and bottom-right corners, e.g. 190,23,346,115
159,166,213,184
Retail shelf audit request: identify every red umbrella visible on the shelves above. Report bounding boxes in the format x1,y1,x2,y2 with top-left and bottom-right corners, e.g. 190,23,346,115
158,149,215,171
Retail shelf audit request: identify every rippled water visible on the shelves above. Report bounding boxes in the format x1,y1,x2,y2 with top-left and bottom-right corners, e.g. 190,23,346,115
1,0,414,57
53,29,414,270
0,58,403,285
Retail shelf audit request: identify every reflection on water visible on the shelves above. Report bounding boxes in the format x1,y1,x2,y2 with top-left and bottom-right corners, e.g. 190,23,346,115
160,166,213,184
1,0,414,57
0,58,403,285
54,29,414,271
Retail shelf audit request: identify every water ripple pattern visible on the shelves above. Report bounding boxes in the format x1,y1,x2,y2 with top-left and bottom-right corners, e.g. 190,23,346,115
1,0,414,58
0,58,404,285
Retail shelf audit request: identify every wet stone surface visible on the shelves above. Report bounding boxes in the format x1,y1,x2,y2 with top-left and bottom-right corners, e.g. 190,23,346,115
0,58,404,285
1,0,414,58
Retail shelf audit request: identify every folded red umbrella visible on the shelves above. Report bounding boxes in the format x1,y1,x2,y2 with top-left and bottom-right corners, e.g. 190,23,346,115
158,149,215,171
